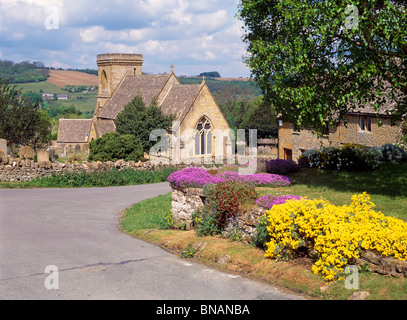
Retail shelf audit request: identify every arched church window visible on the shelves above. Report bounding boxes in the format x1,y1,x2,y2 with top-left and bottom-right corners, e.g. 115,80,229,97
195,116,212,156
101,70,108,92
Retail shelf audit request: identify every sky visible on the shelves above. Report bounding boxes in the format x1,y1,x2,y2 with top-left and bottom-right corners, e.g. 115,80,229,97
0,0,251,78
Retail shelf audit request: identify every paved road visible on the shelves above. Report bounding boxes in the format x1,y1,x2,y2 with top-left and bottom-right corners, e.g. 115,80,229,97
0,183,303,300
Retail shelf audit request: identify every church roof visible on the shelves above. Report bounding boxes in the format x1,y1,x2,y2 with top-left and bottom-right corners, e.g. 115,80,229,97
98,74,171,119
94,119,116,137
57,119,92,143
160,84,202,120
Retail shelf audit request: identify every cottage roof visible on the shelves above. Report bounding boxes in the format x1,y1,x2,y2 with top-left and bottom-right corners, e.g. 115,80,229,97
57,119,92,143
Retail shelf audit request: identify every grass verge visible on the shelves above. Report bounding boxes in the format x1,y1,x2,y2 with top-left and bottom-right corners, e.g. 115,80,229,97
0,167,178,189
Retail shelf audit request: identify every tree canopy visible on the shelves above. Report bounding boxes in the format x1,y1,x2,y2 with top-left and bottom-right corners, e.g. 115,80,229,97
114,95,175,153
0,78,52,150
237,0,407,134
88,132,144,162
0,60,49,83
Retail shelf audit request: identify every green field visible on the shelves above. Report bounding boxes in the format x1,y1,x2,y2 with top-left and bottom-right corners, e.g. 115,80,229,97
16,81,97,118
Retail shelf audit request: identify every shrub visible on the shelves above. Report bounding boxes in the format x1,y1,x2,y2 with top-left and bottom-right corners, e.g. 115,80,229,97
192,181,258,235
265,159,300,174
253,194,302,250
300,144,381,171
192,207,221,237
213,181,258,228
378,143,407,162
88,132,144,162
263,193,407,281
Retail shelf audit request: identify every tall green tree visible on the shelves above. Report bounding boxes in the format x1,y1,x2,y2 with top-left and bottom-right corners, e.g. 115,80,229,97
237,0,407,134
114,95,175,153
88,132,144,162
241,96,278,139
0,78,52,149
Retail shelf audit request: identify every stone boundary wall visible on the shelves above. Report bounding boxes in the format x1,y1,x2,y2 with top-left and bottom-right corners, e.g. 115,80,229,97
0,157,182,182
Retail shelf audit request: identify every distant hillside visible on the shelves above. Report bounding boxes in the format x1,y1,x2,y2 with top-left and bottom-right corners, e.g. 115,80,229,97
0,60,49,83
47,70,98,88
179,77,262,103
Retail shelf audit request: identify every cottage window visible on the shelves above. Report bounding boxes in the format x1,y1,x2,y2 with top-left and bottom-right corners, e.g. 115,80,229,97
284,148,293,161
359,116,371,132
195,117,213,156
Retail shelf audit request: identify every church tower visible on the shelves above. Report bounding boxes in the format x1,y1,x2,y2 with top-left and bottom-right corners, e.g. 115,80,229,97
94,53,143,117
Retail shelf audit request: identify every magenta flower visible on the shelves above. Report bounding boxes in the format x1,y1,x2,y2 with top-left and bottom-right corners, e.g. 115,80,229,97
167,167,291,188
255,194,301,209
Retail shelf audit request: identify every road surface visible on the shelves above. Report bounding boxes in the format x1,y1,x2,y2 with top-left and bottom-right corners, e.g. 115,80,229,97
0,183,304,300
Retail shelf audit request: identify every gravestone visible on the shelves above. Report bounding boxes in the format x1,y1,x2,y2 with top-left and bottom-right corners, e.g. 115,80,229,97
0,139,7,156
48,149,56,160
61,142,66,157
37,149,49,162
18,146,35,160
75,144,81,154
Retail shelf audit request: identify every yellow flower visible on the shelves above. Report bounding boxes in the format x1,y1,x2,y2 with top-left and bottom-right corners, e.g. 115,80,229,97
263,193,407,281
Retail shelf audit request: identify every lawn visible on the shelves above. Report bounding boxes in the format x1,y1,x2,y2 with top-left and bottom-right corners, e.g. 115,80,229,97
276,162,407,222
120,162,407,300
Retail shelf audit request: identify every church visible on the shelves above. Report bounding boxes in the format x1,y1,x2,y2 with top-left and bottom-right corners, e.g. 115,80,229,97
57,53,232,163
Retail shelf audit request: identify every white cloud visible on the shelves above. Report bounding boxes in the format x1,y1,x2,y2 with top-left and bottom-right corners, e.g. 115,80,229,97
0,0,251,77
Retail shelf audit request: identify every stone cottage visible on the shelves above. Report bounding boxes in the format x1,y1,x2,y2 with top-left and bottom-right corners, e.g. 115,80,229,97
57,119,92,154
58,53,232,163
278,103,402,161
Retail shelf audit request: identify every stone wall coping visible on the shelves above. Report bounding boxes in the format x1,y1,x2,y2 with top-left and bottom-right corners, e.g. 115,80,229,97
171,186,205,196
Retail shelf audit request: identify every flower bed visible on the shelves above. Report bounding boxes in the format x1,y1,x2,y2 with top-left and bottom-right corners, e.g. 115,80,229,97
262,192,407,281
167,167,291,189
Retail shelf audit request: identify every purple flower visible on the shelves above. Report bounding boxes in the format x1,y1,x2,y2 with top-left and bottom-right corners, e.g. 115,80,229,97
266,159,300,174
255,194,301,209
167,167,292,188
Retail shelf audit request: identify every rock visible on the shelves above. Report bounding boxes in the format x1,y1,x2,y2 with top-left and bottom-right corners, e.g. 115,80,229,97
347,291,370,300
218,254,231,266
192,242,207,252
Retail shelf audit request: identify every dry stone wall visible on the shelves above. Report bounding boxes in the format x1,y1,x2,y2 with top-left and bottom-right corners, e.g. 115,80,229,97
0,156,180,182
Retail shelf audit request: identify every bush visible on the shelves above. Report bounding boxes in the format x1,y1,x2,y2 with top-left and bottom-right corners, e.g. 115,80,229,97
300,144,381,171
88,132,144,162
192,181,258,235
378,143,407,162
263,193,407,281
253,194,302,250
265,159,300,174
212,181,258,228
